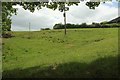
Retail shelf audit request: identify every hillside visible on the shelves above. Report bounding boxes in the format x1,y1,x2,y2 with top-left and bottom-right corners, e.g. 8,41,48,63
2,28,119,78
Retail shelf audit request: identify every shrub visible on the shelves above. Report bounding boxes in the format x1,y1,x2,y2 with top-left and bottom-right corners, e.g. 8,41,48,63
41,28,50,30
53,23,64,29
2,32,14,38
100,21,108,25
44,28,50,30
80,23,87,28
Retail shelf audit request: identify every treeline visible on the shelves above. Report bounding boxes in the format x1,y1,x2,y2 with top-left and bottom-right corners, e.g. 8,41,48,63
53,22,120,29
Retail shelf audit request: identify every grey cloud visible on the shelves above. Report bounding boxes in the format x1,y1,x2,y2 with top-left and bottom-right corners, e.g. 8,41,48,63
66,2,118,24
12,7,63,31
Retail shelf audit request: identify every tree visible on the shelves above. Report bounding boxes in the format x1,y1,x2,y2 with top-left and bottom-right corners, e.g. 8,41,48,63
2,2,17,33
2,0,114,35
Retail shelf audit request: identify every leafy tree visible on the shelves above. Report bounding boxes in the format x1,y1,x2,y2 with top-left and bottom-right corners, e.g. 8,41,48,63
2,2,17,33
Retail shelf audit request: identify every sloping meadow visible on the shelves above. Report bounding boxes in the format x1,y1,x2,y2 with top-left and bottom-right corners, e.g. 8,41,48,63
2,28,119,78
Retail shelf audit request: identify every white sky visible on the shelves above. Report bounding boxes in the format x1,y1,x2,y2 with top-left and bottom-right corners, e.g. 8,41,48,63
11,1,119,31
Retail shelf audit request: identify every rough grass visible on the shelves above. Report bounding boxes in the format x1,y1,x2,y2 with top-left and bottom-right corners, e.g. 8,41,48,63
2,28,119,78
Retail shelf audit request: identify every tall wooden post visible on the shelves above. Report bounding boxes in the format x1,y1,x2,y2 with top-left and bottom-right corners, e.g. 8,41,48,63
29,22,31,32
29,22,31,38
63,4,67,35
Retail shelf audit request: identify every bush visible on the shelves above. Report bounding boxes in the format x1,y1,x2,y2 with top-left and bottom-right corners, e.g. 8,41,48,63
91,23,101,28
41,28,50,30
53,23,64,29
44,28,50,30
81,23,87,27
100,21,108,25
2,32,14,38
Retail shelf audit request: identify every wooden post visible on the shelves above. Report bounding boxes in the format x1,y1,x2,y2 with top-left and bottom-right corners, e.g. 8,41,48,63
64,4,67,35
29,22,31,32
29,22,31,38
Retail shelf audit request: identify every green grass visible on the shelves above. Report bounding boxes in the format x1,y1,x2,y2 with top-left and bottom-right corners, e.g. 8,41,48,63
2,28,119,78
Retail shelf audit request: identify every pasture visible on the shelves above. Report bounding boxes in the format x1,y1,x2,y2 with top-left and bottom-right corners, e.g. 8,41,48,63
2,28,119,78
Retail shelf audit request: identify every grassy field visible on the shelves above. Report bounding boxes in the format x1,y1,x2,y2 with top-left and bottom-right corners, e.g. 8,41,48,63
2,28,119,78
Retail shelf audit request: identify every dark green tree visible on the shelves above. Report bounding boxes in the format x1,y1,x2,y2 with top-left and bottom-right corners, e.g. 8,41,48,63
2,2,17,33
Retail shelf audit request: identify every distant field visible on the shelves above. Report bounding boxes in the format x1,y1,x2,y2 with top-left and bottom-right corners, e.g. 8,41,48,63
2,28,119,78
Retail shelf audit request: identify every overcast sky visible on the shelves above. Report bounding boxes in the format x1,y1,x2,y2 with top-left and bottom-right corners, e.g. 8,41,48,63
11,1,119,31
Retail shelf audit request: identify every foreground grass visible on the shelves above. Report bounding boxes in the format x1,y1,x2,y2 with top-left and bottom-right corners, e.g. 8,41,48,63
2,28,119,78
